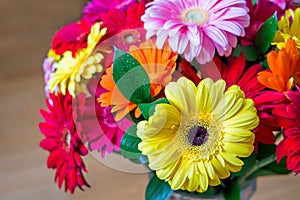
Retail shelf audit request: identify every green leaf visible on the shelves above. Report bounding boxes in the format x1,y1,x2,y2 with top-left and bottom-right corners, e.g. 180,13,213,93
252,0,258,5
120,125,142,159
262,59,269,70
241,45,259,61
256,143,276,159
146,173,173,200
113,47,151,104
223,181,240,200
124,124,138,137
232,44,242,58
138,98,169,120
232,44,259,61
255,13,278,54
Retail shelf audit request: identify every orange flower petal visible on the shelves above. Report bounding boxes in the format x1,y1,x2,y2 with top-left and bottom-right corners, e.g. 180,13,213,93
258,38,300,92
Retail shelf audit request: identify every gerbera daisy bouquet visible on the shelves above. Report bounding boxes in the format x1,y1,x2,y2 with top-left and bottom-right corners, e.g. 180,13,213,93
39,0,300,199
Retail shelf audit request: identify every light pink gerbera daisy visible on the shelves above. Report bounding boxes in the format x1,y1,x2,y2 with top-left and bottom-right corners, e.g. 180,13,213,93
42,57,57,97
142,0,250,64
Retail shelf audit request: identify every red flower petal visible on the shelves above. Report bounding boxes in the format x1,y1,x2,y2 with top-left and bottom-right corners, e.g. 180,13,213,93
39,92,89,193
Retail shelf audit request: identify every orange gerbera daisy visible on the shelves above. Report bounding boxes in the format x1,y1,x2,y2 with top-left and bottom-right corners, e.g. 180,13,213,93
258,39,300,92
98,39,178,121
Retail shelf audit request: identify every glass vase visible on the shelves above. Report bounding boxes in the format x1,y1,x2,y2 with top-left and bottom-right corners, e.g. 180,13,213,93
169,179,256,200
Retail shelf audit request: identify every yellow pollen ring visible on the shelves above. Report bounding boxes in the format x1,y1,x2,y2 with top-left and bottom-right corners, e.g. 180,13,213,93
178,114,223,161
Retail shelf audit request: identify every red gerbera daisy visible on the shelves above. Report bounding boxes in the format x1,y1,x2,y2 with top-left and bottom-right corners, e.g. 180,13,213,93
253,91,287,147
39,92,89,193
274,87,300,174
51,19,92,57
77,78,133,158
215,54,279,149
216,54,265,98
177,59,201,85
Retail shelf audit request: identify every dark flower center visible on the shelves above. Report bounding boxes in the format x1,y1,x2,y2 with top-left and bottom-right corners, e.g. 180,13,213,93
187,126,208,146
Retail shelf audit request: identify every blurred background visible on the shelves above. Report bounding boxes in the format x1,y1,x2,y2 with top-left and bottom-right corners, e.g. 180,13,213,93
0,0,300,199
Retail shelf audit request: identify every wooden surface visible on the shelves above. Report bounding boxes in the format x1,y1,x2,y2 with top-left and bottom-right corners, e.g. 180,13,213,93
1,1,300,199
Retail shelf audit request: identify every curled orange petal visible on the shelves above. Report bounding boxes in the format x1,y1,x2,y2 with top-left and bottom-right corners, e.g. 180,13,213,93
258,39,300,92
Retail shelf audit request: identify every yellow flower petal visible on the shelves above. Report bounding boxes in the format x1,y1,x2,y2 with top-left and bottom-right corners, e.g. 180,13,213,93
177,77,197,111
170,160,189,190
273,8,300,49
197,161,209,192
220,151,244,166
211,158,230,179
165,82,189,115
48,23,106,96
223,142,254,157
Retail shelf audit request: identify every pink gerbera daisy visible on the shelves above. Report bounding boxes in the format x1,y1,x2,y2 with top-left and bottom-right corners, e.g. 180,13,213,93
142,0,250,64
77,79,133,158
39,92,89,193
274,87,300,174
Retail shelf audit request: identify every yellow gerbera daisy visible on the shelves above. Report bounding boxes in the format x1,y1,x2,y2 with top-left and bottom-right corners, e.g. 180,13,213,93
272,8,300,49
48,22,107,97
137,77,259,193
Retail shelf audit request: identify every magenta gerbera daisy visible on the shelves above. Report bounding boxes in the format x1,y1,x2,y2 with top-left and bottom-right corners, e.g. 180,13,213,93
142,0,250,64
39,92,89,193
84,1,146,52
83,0,136,23
51,19,92,57
78,79,133,158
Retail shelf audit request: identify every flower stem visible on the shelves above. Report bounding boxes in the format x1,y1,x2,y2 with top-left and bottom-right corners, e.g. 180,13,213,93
238,154,277,185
